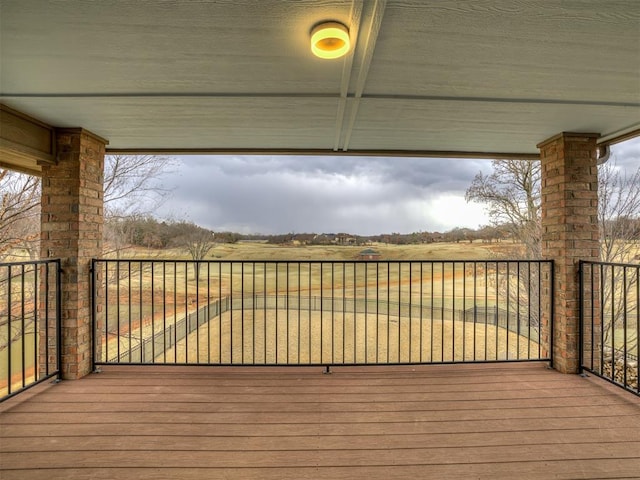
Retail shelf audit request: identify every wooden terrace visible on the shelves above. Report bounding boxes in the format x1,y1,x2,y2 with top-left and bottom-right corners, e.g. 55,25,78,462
2,362,639,479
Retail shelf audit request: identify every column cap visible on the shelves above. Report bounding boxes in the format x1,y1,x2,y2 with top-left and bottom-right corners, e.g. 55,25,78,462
537,132,600,149
55,127,109,147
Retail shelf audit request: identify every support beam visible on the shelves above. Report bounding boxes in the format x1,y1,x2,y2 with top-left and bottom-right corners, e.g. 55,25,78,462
0,104,55,174
538,132,600,374
40,128,107,379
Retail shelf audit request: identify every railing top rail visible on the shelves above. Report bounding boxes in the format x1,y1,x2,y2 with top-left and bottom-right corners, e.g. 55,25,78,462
0,258,61,268
92,258,553,265
579,259,640,268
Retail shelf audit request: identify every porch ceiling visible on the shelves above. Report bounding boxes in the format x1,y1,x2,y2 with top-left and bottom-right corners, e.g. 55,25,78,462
1,0,639,170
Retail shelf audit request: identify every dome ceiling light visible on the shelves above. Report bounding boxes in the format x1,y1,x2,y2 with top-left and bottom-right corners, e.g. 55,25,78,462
310,21,350,59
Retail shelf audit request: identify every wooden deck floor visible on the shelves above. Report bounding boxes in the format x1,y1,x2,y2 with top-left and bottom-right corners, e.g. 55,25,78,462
1,362,639,479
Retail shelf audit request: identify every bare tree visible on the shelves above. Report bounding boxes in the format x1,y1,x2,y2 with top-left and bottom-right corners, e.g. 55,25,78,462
466,157,640,261
466,156,640,357
465,161,545,334
103,154,177,256
0,156,176,260
596,159,640,354
185,230,215,263
598,159,640,264
465,160,541,259
104,155,176,214
175,224,215,279
0,169,41,260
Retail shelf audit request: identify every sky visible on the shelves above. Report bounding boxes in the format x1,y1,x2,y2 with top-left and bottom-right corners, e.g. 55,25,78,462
154,137,640,236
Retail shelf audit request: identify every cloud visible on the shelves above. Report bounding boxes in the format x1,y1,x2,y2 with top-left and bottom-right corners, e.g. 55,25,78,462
610,136,640,170
156,155,493,235
153,137,639,235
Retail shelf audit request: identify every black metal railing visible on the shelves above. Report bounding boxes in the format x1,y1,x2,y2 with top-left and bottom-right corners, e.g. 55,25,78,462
580,261,639,396
0,259,61,402
92,259,553,367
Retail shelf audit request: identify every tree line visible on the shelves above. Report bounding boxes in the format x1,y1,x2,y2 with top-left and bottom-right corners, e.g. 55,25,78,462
107,218,518,249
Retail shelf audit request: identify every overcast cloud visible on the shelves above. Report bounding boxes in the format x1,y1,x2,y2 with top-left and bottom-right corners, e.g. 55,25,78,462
154,137,639,236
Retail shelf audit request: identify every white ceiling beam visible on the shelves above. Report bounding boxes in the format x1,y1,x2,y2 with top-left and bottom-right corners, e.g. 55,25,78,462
340,0,387,151
597,123,640,146
333,0,363,151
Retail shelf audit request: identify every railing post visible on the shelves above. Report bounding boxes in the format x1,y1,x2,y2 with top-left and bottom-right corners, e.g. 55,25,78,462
90,259,96,372
549,260,554,369
578,261,585,375
54,260,62,381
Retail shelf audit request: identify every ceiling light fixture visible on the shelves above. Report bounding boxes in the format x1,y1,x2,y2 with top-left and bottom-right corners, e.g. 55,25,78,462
310,21,350,59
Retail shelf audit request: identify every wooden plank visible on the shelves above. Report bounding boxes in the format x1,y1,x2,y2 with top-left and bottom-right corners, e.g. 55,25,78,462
80,369,570,389
3,402,638,426
8,394,633,413
8,389,608,409
3,441,640,469
13,373,614,390
3,428,640,453
4,414,638,438
23,382,588,397
3,460,640,480
56,375,574,388
24,377,596,393
36,368,570,384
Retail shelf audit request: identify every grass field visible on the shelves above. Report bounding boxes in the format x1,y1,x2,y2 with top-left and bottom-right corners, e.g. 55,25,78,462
162,310,543,365
112,240,512,262
0,333,38,396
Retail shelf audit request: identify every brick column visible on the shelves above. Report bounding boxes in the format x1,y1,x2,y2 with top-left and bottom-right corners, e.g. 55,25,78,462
40,128,107,379
538,132,600,374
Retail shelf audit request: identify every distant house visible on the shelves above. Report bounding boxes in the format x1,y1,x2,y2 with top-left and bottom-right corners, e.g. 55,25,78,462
359,248,381,260
335,233,357,245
